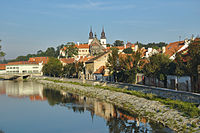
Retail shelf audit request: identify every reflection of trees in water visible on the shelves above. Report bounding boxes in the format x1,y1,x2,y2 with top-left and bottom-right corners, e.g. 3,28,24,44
0,130,4,133
43,88,166,133
43,88,88,113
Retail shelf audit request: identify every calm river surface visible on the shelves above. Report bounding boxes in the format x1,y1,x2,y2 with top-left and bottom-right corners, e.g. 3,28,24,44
0,80,174,133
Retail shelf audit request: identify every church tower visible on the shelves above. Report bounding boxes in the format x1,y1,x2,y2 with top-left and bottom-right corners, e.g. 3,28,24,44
100,27,107,48
88,27,93,45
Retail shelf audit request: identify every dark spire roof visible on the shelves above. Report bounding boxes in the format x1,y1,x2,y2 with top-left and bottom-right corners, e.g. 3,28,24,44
101,26,106,39
89,26,93,39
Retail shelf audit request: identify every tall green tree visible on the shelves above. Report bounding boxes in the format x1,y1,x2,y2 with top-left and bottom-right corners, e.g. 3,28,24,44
143,53,172,87
119,50,144,83
106,48,120,82
185,39,200,91
42,57,62,77
45,47,56,57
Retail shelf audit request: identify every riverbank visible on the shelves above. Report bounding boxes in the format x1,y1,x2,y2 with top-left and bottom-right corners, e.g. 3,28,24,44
32,77,200,132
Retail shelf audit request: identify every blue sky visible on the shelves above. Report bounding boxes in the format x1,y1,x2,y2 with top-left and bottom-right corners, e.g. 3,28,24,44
0,0,200,59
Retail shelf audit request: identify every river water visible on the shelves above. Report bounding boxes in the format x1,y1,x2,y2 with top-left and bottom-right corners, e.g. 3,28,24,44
0,80,174,133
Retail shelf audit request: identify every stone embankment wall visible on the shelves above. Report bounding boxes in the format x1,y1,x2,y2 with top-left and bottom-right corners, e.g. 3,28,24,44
34,77,200,133
40,76,200,104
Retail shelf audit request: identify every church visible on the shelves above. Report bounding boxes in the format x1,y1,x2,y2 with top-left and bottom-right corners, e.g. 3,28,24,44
59,27,108,59
88,27,107,56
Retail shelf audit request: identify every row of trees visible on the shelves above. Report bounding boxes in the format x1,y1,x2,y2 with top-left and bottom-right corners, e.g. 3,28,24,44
42,57,84,78
112,40,167,48
7,42,79,62
106,40,200,91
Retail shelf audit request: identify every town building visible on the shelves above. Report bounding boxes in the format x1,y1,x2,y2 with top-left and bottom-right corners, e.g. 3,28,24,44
5,57,49,75
59,27,108,59
85,51,111,80
165,38,194,60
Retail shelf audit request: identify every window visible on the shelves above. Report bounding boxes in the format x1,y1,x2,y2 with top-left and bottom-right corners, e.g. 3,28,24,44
33,67,39,69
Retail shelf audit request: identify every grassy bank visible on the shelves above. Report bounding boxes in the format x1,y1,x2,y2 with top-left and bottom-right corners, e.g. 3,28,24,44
43,78,200,118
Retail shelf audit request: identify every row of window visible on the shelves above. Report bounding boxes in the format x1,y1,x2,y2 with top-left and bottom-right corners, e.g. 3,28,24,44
7,67,19,69
7,67,39,69
79,50,88,52
6,70,39,73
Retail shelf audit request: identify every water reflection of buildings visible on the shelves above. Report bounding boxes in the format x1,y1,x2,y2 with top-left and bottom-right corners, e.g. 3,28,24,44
0,81,46,101
43,88,151,132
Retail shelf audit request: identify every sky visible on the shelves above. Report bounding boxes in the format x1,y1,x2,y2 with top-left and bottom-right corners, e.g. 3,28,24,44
0,0,200,59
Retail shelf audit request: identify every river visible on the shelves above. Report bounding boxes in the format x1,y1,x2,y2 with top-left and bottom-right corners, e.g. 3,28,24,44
0,80,174,133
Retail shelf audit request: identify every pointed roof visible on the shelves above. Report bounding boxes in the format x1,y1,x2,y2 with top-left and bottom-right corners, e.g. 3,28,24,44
101,27,106,39
89,26,93,39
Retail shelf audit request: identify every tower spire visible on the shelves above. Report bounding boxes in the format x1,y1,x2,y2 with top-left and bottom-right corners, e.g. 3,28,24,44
101,26,106,39
89,26,93,39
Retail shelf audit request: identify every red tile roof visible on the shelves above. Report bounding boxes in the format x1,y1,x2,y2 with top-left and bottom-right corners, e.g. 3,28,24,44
75,44,89,49
7,61,37,65
94,66,106,74
0,64,6,70
165,41,185,57
60,58,75,64
78,56,95,63
28,57,49,64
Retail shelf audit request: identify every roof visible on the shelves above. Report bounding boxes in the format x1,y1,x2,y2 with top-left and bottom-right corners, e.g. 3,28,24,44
0,64,6,70
75,44,89,49
59,58,75,64
86,51,111,63
165,40,185,57
7,61,38,66
94,66,106,74
78,56,95,63
28,57,49,64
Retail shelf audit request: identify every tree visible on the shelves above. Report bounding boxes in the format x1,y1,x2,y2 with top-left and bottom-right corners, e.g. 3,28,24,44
185,39,200,91
118,50,144,83
143,53,172,87
45,47,56,57
56,44,64,57
106,48,120,82
42,57,62,77
123,47,133,54
113,40,124,46
65,43,78,58
0,40,6,59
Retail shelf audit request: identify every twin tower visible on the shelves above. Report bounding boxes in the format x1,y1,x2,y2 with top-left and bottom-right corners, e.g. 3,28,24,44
88,27,107,45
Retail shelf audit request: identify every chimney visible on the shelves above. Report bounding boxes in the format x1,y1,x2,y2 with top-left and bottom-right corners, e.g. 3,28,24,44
77,42,80,46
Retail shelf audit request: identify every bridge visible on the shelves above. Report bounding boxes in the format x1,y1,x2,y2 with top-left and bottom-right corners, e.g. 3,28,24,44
0,74,31,80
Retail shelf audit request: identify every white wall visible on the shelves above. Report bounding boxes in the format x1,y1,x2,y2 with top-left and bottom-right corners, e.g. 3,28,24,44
167,75,191,91
6,64,43,75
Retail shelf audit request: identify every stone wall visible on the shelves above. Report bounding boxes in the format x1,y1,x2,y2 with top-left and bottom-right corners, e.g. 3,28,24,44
38,76,200,104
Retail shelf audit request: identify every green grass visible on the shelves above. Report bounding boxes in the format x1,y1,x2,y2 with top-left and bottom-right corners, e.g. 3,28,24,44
43,78,200,118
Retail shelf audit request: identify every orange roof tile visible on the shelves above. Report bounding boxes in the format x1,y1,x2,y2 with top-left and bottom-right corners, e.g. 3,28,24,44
94,66,106,74
7,61,37,65
165,41,185,57
28,57,49,64
60,58,75,64
75,44,89,49
0,64,6,70
78,56,95,63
